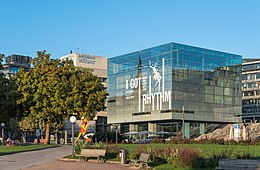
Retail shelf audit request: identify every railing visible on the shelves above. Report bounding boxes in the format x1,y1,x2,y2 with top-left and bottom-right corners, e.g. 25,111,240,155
243,95,260,99
204,124,225,134
242,86,260,91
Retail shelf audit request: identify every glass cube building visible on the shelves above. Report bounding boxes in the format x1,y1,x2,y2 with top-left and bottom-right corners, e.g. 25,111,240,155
108,42,242,138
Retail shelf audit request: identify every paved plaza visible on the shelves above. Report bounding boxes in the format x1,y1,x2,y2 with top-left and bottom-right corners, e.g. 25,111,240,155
0,145,71,170
23,160,135,170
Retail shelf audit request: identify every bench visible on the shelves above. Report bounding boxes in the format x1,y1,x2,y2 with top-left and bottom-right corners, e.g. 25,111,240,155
130,153,150,169
76,149,106,162
216,158,260,169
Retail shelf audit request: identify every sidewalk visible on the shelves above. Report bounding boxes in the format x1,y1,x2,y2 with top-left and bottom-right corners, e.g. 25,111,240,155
22,160,137,170
0,145,71,170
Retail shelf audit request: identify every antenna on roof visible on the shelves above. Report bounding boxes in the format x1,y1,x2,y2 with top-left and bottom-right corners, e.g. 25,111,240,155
75,45,80,53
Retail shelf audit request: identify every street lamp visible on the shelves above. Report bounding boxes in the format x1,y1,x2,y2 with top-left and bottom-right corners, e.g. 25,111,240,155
182,105,185,140
1,123,5,146
112,124,119,144
69,116,77,156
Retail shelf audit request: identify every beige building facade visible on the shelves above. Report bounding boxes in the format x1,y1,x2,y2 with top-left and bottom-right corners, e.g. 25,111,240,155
60,53,107,87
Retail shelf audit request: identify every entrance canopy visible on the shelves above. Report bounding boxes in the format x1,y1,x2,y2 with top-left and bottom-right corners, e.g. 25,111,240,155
154,131,170,135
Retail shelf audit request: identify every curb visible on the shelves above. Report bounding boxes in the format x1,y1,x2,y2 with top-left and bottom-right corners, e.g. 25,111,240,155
59,158,134,167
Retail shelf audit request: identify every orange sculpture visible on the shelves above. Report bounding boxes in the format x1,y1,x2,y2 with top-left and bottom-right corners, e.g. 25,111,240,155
74,117,92,144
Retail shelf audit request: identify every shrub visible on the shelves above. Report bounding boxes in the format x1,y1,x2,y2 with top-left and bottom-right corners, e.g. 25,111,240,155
235,151,256,159
105,145,122,153
74,141,106,155
146,146,200,168
211,146,236,158
128,150,139,159
201,158,219,168
94,141,105,149
105,145,124,160
151,138,165,144
147,147,177,163
74,141,85,155
177,147,200,168
224,139,238,145
137,145,146,155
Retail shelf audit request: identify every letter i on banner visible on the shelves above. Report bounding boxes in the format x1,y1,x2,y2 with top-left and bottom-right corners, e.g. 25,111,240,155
126,80,128,89
162,58,165,93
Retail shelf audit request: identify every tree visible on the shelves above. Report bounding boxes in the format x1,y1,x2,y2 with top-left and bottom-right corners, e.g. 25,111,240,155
16,51,106,144
68,67,107,120
0,54,17,125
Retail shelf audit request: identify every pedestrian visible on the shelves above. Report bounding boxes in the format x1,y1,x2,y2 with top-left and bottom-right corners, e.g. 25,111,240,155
6,138,12,146
37,136,40,144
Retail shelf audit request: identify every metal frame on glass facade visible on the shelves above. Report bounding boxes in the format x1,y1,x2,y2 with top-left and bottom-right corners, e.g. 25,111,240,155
108,42,242,138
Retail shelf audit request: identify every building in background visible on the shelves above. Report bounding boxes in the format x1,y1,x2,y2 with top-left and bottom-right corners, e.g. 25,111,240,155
60,53,107,87
108,42,242,138
242,58,260,123
2,54,32,77
60,52,108,134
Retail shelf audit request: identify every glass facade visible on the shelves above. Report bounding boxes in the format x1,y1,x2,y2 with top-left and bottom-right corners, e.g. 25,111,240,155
108,42,242,136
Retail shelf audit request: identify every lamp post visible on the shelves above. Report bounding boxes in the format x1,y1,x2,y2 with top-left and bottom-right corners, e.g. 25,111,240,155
112,124,119,144
69,116,76,157
182,105,185,140
1,123,5,146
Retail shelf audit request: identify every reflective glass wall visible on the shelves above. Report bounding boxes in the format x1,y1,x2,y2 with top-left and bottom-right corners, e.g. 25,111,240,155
108,42,242,125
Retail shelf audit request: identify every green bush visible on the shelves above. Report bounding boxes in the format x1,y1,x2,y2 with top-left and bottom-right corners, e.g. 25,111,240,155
177,148,200,168
198,158,219,168
105,145,122,153
105,145,128,160
151,138,165,144
128,150,139,159
144,146,200,168
74,141,84,155
74,141,106,155
236,150,256,159
94,141,105,149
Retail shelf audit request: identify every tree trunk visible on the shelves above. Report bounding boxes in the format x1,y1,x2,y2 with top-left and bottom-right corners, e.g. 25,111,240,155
44,123,50,145
55,130,58,144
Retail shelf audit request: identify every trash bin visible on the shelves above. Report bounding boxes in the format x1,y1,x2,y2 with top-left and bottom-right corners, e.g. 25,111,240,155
119,149,127,164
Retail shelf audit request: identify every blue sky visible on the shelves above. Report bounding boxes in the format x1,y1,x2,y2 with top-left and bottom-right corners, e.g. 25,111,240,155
0,0,259,59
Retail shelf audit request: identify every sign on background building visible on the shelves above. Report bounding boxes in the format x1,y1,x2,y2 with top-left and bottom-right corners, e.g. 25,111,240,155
125,58,171,113
78,54,96,64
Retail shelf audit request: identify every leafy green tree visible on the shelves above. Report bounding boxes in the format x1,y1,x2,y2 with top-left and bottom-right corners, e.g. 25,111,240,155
68,67,107,120
0,54,17,125
0,54,3,68
16,51,106,144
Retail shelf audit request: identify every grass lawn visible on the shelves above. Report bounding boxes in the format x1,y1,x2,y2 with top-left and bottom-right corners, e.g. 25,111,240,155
0,144,60,156
115,143,260,170
118,143,260,157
